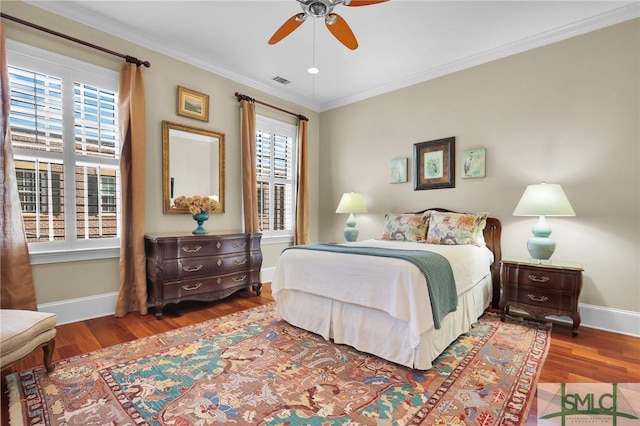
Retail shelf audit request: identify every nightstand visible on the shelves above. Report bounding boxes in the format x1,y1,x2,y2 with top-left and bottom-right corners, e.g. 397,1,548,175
499,257,584,337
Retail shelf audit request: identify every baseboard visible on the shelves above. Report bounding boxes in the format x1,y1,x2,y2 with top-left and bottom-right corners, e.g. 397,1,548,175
38,292,119,325
576,303,640,337
38,273,640,337
261,266,275,283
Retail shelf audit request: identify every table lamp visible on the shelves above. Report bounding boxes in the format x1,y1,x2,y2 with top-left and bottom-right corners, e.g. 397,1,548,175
335,192,368,242
513,182,575,262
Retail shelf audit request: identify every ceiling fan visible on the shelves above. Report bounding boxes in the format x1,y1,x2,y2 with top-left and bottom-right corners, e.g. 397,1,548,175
269,0,388,50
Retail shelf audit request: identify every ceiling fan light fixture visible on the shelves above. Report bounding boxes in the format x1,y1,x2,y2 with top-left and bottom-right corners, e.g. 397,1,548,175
309,3,327,16
301,0,337,18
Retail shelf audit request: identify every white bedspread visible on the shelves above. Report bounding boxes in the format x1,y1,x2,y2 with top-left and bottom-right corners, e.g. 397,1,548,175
272,239,494,348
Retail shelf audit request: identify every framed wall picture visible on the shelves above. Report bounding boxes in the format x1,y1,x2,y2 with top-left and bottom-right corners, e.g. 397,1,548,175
177,86,209,122
413,137,455,190
389,157,408,183
462,148,486,178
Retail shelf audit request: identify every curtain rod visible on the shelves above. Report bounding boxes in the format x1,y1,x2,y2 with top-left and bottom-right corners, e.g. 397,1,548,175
235,92,308,122
1,13,150,68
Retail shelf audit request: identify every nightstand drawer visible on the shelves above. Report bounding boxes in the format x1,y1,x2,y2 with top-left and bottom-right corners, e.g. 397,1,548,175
512,286,574,311
506,266,577,291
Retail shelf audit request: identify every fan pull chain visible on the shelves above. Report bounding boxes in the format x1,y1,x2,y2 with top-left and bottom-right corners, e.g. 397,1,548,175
309,18,318,101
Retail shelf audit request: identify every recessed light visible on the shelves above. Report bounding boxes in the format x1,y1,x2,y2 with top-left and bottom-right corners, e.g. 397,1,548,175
307,67,319,74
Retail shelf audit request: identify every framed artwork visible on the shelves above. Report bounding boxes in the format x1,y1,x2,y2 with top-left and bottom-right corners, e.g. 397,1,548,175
389,157,408,183
413,137,455,190
462,148,486,179
177,86,209,122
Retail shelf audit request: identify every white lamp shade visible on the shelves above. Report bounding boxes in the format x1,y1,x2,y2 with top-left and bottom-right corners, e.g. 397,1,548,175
335,192,368,214
513,183,576,217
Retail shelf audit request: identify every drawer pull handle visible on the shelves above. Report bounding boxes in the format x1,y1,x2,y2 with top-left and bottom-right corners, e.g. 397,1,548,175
216,242,222,248
217,278,222,284
217,259,222,266
182,245,202,253
233,258,248,265
528,274,550,283
182,264,203,272
232,275,247,282
528,294,549,302
232,242,247,248
182,283,203,291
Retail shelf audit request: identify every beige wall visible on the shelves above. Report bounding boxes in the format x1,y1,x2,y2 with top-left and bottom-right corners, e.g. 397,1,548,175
3,1,320,304
319,19,640,313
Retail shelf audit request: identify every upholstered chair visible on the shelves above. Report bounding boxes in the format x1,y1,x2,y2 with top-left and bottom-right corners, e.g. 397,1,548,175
0,309,57,373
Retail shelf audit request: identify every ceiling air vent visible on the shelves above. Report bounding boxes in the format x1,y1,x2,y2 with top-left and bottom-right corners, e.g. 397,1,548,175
272,75,291,85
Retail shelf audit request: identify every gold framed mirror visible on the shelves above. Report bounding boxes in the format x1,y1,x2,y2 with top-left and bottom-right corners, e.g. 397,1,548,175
162,121,225,214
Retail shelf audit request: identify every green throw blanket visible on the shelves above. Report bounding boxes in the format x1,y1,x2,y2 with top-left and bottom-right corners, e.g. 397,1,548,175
284,244,458,329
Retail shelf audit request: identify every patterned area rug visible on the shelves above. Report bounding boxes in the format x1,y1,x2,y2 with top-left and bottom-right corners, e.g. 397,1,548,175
7,303,550,425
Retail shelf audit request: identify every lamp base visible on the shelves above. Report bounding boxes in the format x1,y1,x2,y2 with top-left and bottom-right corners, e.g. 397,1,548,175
526,215,556,260
343,227,359,242
343,213,359,242
527,236,556,260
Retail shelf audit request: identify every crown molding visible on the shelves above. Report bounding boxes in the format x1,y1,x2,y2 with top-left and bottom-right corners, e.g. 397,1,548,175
21,0,321,112
319,2,640,111
23,1,640,113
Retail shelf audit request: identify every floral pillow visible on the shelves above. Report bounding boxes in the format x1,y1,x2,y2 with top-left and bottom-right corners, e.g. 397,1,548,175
379,213,429,242
425,211,489,246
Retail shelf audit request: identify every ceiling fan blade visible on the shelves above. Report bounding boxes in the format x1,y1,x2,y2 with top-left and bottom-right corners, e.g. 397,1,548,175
344,0,388,6
325,13,358,50
268,14,306,45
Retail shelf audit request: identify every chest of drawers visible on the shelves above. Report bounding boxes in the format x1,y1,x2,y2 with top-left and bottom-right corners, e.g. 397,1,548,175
499,257,583,336
145,232,262,318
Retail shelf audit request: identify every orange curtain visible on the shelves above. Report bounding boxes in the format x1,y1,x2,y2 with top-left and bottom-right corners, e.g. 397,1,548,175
241,100,259,233
0,23,37,310
294,119,309,245
115,62,147,317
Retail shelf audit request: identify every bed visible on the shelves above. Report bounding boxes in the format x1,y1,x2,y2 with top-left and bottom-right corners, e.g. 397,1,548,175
272,208,502,370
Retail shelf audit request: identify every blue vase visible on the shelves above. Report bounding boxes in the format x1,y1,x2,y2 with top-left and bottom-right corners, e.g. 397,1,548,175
192,211,209,235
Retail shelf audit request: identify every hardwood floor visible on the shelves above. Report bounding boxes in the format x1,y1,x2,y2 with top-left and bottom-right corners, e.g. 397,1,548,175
2,283,639,424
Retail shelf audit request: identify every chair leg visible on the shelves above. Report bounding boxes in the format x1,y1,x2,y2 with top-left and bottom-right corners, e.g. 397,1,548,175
43,338,56,373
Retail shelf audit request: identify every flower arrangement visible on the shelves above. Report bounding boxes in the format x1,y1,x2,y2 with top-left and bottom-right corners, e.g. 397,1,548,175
173,195,222,215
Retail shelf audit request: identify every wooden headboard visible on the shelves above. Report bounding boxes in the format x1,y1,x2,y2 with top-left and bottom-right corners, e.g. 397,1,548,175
413,208,502,309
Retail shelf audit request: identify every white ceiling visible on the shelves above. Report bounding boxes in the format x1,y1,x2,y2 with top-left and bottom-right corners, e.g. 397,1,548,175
23,1,640,112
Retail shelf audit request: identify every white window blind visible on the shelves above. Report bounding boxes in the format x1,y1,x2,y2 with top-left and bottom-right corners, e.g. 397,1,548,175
255,115,297,240
7,41,121,263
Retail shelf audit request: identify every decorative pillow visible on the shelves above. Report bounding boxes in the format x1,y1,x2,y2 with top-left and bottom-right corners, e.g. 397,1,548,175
379,213,429,242
426,211,489,246
474,214,488,246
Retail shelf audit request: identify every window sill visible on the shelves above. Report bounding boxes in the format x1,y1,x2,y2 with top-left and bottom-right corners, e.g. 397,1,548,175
261,235,294,245
30,246,120,265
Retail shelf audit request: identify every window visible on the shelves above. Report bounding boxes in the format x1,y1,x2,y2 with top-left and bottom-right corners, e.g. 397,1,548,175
6,40,121,263
16,168,62,215
255,115,297,241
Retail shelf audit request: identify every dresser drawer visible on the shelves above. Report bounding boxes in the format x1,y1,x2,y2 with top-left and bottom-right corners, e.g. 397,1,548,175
506,266,577,291
162,272,252,300
160,236,252,259
161,253,257,280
